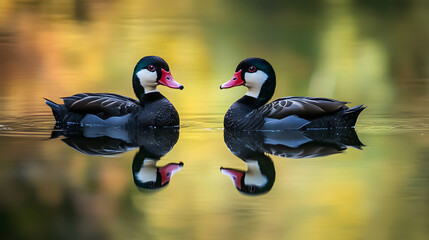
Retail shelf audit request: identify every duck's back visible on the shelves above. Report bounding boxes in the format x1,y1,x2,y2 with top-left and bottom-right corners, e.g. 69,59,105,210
259,97,365,130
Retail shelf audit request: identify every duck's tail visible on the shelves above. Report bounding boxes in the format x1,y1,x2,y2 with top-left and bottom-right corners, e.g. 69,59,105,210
343,105,366,127
44,98,66,123
303,104,366,130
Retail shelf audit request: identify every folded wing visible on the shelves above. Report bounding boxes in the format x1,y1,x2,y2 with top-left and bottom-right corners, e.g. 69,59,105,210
62,93,141,119
258,97,348,120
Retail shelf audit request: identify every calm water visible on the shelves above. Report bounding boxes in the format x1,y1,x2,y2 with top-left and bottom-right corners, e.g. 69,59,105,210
1,1,429,239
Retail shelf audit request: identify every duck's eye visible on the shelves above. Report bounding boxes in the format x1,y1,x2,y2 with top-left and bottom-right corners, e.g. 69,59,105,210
148,65,155,72
249,66,256,73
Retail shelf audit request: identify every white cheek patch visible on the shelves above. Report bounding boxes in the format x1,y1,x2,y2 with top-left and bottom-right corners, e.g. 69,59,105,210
244,160,268,187
136,159,158,183
244,70,268,98
136,69,158,92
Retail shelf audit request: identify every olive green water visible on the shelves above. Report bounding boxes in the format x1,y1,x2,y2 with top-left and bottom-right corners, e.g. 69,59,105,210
1,1,429,239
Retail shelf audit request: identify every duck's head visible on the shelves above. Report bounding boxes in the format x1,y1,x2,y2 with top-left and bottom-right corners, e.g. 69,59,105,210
220,57,276,105
132,56,183,99
133,159,184,191
220,161,275,196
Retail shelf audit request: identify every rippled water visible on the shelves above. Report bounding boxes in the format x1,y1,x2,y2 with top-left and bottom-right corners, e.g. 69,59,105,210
1,1,429,240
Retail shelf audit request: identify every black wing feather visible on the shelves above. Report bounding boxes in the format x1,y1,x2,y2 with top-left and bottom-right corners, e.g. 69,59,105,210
62,93,141,119
257,97,349,120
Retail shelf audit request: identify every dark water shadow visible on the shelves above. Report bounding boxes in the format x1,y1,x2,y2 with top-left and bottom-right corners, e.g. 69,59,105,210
51,127,183,192
221,129,364,196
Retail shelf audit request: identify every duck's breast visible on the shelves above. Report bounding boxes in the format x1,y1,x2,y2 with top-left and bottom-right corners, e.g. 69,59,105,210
133,98,179,127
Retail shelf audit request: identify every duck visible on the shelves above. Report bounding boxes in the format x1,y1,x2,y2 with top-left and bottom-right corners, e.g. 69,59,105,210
53,127,183,191
221,129,363,195
221,130,275,195
45,56,184,128
220,57,365,130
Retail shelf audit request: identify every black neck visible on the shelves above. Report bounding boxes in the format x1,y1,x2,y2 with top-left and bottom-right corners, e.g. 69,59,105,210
236,95,265,109
142,92,165,103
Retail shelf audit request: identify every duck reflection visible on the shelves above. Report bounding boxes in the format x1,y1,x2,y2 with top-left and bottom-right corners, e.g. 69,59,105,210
221,129,364,195
52,127,183,191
